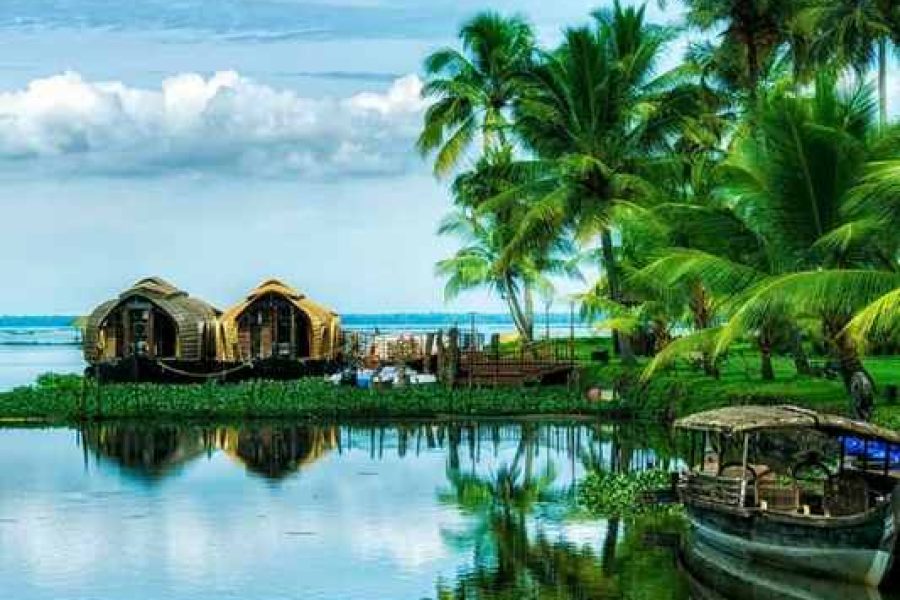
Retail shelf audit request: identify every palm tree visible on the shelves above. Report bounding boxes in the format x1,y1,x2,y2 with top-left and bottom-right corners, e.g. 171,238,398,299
684,0,803,99
436,151,579,342
500,2,675,363
640,77,900,417
809,0,900,127
418,12,535,177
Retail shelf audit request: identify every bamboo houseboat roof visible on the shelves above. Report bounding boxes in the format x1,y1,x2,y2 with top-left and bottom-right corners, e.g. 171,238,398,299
221,278,339,323
675,405,900,444
83,277,221,363
219,278,341,361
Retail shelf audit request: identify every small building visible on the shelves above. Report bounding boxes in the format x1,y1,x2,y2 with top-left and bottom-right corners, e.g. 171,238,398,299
220,279,341,363
83,277,221,366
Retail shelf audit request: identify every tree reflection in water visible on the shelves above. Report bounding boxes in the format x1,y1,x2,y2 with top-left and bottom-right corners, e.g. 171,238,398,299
434,422,689,599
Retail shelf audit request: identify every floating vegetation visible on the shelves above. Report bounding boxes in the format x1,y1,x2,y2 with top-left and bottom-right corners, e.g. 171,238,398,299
577,469,682,518
0,373,627,423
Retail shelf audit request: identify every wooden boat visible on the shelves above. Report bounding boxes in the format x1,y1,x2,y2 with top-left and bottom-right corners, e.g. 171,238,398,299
679,535,887,600
675,405,900,587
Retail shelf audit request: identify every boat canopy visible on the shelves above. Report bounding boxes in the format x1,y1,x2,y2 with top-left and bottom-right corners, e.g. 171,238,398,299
675,405,900,444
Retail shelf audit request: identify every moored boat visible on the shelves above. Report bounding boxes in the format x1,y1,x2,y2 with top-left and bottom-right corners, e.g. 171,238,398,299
675,405,900,587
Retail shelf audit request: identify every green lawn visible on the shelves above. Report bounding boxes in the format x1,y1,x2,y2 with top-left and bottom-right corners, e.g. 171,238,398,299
576,337,900,427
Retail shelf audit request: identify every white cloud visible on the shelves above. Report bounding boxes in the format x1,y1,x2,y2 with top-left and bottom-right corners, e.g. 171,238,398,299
0,71,427,177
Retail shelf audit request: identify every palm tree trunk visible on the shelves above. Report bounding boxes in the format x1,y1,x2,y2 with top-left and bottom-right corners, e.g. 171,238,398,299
746,37,760,102
688,280,718,377
792,328,811,375
826,315,875,420
759,339,774,381
503,274,533,342
879,38,888,129
600,228,636,366
523,283,535,342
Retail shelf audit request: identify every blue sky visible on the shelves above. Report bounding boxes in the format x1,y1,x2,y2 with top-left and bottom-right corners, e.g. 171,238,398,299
0,0,893,315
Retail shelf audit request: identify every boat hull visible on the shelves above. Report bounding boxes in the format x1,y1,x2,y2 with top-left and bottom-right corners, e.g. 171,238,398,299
685,500,897,587
679,536,886,600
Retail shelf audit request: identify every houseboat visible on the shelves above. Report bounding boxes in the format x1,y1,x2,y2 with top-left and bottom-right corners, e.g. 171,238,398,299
83,277,222,381
219,279,341,378
676,405,900,587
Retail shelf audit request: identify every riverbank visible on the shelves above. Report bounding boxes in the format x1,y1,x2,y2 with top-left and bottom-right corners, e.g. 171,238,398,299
2,340,900,425
585,350,900,428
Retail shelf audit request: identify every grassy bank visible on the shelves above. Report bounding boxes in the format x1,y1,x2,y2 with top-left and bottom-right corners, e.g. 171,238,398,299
2,339,899,425
580,346,900,428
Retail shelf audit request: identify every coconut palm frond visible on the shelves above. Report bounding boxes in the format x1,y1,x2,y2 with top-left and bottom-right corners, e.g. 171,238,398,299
637,249,764,298
596,316,641,336
811,218,883,256
847,287,900,344
845,159,900,223
641,327,723,381
718,270,900,354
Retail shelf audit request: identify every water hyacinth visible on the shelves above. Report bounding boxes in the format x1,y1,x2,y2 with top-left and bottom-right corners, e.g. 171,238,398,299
0,373,633,423
577,469,681,518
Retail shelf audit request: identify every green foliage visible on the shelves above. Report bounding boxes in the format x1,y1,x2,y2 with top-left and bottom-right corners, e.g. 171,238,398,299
577,469,680,517
0,375,621,423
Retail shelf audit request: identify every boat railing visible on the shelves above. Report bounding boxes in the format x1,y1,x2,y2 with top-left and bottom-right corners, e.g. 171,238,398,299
681,472,744,507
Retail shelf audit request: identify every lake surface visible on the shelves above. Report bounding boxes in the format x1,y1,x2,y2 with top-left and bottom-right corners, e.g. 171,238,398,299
1,419,893,599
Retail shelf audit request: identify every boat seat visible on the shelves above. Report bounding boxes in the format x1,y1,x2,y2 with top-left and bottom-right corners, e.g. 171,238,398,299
757,472,800,513
825,472,869,517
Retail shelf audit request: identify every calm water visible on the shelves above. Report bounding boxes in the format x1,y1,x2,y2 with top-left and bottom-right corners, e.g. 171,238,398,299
0,344,84,390
0,420,891,599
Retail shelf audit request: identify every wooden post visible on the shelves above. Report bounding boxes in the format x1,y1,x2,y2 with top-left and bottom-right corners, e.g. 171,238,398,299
424,333,435,374
436,330,444,381
739,433,750,508
147,309,155,358
290,308,297,359
448,327,459,389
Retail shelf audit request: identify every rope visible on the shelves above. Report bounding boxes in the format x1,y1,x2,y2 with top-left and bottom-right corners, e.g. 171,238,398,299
155,360,253,379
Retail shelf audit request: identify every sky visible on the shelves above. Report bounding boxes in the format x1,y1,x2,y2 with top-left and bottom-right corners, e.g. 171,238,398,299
0,0,896,315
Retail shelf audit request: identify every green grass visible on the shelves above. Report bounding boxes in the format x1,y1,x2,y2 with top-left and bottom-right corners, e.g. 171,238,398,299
577,339,900,427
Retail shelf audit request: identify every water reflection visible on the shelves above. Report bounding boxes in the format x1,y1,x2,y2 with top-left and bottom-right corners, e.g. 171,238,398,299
79,421,676,484
80,424,207,479
433,420,688,599
5,420,893,598
218,426,338,479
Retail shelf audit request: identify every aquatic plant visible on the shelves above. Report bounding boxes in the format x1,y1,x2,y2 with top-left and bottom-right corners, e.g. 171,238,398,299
577,469,680,518
0,374,624,423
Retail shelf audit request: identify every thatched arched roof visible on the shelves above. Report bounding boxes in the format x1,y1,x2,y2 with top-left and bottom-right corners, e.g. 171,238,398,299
83,277,221,363
220,278,341,361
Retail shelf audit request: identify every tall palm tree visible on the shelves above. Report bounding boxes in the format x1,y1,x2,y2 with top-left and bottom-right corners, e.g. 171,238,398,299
641,77,900,417
500,2,675,363
418,12,535,177
810,0,900,127
684,0,801,99
436,151,578,342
